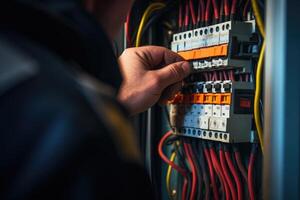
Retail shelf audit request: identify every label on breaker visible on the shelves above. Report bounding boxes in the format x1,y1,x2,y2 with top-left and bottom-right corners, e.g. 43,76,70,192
221,105,230,118
199,116,209,129
204,105,213,116
213,105,222,117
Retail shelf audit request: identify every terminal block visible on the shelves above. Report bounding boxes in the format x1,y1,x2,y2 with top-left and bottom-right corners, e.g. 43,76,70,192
171,21,257,73
168,81,254,143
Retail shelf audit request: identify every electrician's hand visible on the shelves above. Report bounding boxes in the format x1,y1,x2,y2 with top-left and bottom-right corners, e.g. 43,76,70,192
118,46,191,115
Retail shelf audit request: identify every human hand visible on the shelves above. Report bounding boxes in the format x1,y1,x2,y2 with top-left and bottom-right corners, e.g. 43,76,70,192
118,46,191,115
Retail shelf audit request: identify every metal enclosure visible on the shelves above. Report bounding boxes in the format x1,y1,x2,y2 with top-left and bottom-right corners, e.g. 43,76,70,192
264,0,300,199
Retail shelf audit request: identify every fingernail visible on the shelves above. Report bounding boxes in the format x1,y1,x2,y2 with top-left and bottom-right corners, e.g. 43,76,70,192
181,61,191,75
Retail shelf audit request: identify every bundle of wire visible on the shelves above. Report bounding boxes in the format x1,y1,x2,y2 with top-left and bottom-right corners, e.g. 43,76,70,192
158,131,189,200
135,2,166,47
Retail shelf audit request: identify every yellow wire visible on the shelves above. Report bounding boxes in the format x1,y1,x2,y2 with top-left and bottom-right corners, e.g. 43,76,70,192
254,41,265,154
251,0,265,38
166,152,176,200
251,0,265,154
135,3,166,47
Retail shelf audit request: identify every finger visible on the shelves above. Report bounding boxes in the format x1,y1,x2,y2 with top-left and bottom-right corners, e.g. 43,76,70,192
155,61,191,88
132,46,185,68
158,82,183,105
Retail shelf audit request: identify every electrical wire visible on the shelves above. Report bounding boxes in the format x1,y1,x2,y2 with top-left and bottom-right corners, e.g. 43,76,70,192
194,140,210,200
251,0,265,38
203,143,219,200
219,0,224,23
135,2,166,47
254,41,265,154
179,0,183,28
189,0,197,25
185,0,190,27
183,141,197,200
248,144,257,200
231,0,237,16
137,0,177,43
209,145,230,200
212,0,220,21
158,131,189,200
188,140,203,200
243,0,250,19
205,0,212,25
234,150,248,182
199,0,205,23
220,147,237,200
224,149,243,200
166,151,177,199
197,0,202,25
224,0,229,18
125,9,132,47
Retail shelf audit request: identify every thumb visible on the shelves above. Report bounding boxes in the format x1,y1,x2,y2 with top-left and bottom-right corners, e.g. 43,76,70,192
155,61,191,88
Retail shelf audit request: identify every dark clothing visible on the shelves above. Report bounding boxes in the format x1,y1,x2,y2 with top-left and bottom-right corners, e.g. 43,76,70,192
0,1,153,199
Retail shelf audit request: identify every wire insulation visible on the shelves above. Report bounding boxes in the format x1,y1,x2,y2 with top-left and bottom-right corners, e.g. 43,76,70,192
251,0,265,38
204,144,219,200
158,131,189,200
210,146,230,200
234,151,248,182
220,148,237,200
166,152,176,199
225,151,243,200
189,0,197,25
135,2,165,47
183,142,197,200
254,41,265,153
248,145,257,200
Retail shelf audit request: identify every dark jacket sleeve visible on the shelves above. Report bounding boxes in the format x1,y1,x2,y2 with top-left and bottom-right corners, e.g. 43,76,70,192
0,40,154,200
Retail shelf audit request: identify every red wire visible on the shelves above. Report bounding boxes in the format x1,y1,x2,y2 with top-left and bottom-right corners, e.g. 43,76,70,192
158,131,189,200
243,0,250,19
200,0,205,22
204,147,219,200
182,178,189,200
220,149,237,200
225,151,243,200
235,151,248,182
210,147,230,200
231,0,237,15
223,71,228,80
248,152,256,200
125,10,131,47
184,142,197,200
205,0,211,23
219,71,223,81
214,71,218,81
224,0,229,17
189,0,197,25
179,2,183,28
212,0,220,20
185,1,189,27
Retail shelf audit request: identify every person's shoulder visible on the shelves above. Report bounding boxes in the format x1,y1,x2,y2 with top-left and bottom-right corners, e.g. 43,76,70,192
0,34,140,162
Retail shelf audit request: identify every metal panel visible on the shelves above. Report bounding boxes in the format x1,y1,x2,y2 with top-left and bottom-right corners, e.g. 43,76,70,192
264,0,300,199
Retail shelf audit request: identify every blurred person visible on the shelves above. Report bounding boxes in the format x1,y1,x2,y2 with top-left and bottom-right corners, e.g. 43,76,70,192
0,0,190,199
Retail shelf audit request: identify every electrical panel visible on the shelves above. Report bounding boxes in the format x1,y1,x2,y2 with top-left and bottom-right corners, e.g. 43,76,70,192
127,0,264,199
168,20,258,144
169,81,255,143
